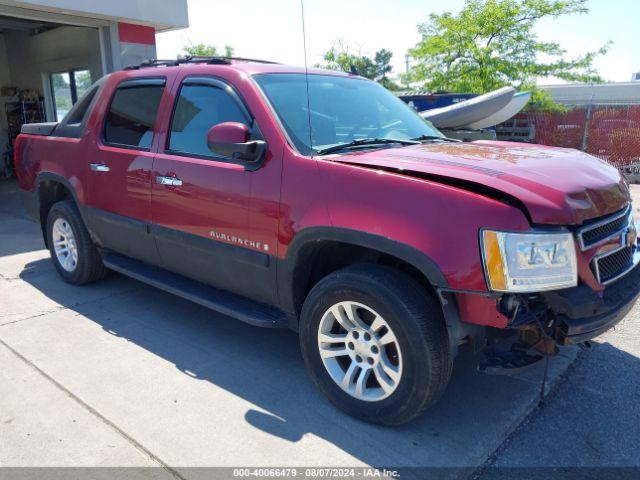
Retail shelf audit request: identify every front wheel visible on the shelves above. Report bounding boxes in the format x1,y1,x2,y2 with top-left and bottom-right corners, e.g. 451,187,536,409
299,264,452,425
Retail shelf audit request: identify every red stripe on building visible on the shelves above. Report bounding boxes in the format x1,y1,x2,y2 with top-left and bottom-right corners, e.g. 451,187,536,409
118,22,156,45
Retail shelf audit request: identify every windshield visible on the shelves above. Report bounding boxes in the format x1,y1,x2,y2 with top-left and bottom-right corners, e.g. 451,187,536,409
254,73,442,155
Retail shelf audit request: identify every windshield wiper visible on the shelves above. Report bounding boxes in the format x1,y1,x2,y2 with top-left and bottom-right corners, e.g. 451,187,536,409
411,135,459,143
316,138,419,156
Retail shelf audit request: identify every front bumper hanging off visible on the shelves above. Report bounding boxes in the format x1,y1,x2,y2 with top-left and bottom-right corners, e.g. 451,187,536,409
541,261,640,344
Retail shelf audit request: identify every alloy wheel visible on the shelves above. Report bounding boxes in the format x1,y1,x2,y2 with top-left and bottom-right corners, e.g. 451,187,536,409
317,301,403,401
52,217,78,272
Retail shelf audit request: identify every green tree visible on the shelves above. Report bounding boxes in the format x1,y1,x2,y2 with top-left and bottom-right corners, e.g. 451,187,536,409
374,49,398,90
405,0,610,109
181,42,235,58
52,73,69,89
320,41,377,79
74,71,92,93
319,41,400,90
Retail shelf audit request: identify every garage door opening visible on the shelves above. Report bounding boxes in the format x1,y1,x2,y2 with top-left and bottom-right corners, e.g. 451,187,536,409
0,15,103,175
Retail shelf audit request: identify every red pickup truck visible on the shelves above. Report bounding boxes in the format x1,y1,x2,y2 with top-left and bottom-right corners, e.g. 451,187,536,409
15,57,640,425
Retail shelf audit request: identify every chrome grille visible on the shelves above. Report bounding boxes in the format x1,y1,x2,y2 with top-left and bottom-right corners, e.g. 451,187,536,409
592,246,634,285
577,206,631,251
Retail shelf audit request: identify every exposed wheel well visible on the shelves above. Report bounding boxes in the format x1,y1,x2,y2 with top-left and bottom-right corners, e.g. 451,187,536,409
38,180,73,247
291,240,437,315
289,238,478,357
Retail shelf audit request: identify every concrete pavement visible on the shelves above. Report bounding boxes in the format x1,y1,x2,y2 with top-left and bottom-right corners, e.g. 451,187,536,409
476,188,640,477
0,178,587,478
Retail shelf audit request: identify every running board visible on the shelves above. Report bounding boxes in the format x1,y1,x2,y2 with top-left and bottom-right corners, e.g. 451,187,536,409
102,253,289,329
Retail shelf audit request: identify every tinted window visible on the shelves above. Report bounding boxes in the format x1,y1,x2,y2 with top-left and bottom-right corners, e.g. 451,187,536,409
169,84,248,157
104,84,164,149
64,86,98,125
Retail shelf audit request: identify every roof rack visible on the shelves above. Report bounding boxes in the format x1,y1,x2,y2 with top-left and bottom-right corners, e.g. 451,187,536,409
226,57,280,64
124,59,179,70
179,56,281,65
124,56,280,70
178,56,231,65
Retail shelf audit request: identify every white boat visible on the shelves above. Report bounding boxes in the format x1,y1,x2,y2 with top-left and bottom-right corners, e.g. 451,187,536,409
420,86,515,129
462,91,532,130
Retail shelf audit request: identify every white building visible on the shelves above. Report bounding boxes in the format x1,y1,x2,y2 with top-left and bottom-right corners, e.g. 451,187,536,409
0,0,188,161
540,82,640,106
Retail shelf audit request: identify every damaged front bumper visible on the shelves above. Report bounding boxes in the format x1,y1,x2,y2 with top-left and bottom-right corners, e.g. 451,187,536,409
541,261,640,344
476,263,640,373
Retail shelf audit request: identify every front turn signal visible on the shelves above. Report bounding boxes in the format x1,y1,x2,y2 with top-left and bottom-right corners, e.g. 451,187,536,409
482,230,507,291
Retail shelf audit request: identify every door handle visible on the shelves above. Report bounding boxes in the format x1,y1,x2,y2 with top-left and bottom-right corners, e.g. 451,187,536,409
156,175,183,187
90,163,110,172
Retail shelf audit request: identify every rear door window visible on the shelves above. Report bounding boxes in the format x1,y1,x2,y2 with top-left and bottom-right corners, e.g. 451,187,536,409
104,80,165,149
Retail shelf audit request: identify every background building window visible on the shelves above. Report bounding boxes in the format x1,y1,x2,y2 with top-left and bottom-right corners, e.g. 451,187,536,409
50,69,92,122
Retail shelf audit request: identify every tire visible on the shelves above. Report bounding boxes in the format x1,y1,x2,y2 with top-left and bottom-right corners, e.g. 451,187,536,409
299,264,452,425
46,200,107,285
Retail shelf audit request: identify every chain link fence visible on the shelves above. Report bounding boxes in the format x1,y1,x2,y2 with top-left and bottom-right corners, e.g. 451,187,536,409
497,105,640,174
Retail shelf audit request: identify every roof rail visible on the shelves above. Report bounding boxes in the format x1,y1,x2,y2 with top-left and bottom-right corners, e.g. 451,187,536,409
178,56,232,65
227,57,281,64
124,59,179,70
124,56,280,70
179,56,280,65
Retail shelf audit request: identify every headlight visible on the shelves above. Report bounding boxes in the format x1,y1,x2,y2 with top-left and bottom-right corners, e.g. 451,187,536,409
481,230,578,292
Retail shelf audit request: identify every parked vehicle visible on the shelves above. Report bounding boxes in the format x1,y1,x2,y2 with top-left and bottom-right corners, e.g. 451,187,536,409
623,163,640,184
14,58,640,425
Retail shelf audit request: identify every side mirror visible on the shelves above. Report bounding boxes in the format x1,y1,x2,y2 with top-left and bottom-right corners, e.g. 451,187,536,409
207,122,266,162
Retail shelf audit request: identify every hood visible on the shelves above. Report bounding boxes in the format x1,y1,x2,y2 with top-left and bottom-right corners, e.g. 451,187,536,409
332,141,629,225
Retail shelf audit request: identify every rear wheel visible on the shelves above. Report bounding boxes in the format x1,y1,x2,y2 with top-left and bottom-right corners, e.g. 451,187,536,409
300,264,451,425
46,200,107,285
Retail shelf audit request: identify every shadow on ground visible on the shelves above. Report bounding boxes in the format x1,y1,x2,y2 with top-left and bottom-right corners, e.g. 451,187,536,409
14,255,582,476
0,179,45,258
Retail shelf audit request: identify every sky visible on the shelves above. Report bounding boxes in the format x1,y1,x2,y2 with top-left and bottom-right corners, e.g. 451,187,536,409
156,0,639,86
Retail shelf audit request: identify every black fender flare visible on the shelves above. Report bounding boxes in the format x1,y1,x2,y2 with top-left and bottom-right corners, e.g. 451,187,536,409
34,172,90,247
277,227,472,354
